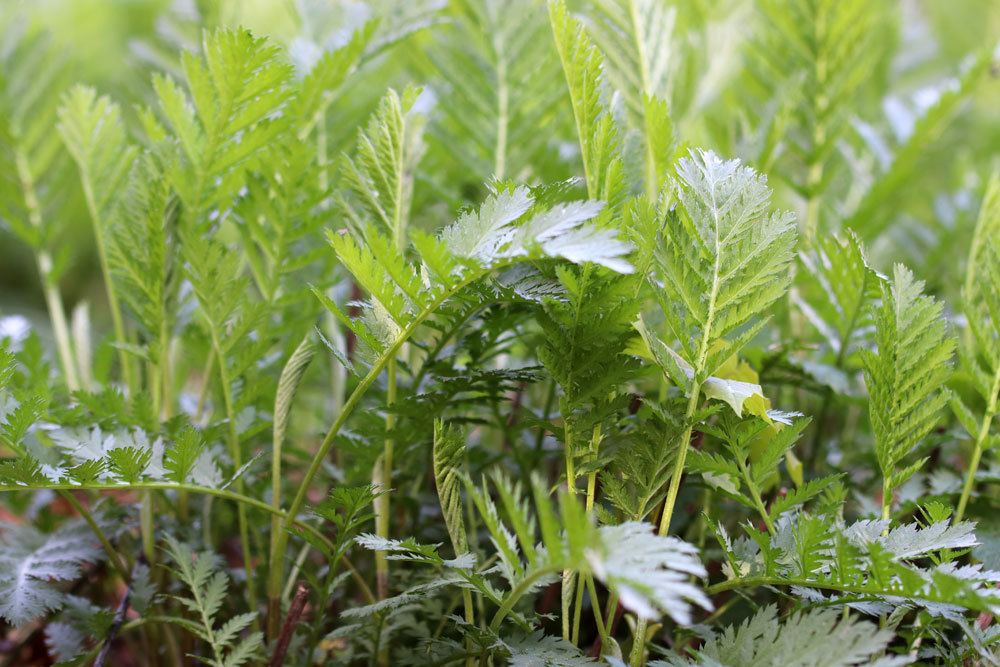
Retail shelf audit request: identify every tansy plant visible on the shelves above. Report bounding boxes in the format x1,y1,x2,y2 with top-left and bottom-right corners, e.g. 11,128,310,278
0,0,998,665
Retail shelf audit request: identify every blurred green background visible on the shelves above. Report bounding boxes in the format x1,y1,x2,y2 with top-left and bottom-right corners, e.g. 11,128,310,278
1,0,999,338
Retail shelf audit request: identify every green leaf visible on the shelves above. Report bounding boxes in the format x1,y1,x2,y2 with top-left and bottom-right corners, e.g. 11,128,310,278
164,427,206,485
150,27,293,229
745,0,893,235
273,333,316,454
862,264,954,500
164,536,263,666
549,0,624,203
416,0,564,183
57,85,137,225
433,420,468,555
107,154,175,354
768,474,842,521
795,230,878,363
338,86,425,245
659,604,897,667
590,521,711,624
649,149,797,384
0,31,74,252
107,446,152,484
0,519,105,626
584,0,677,196
502,631,595,666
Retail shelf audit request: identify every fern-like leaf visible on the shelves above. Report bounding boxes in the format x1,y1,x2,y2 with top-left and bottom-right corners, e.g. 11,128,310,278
648,149,796,389
745,0,891,236
549,0,624,203
57,85,138,230
146,27,293,230
164,536,263,667
862,264,954,512
657,604,901,667
433,419,468,554
796,231,878,367
338,86,425,245
0,518,106,626
583,0,677,196
590,521,711,624
107,154,177,369
418,0,566,186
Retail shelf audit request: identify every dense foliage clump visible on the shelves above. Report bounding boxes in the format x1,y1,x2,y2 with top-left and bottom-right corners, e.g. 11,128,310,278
0,0,998,664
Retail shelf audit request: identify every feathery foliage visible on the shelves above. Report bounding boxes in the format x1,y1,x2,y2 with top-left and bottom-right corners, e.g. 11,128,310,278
583,0,677,197
0,518,108,626
647,150,797,391
657,604,901,667
0,3,997,665
863,265,954,517
165,537,263,667
418,0,566,187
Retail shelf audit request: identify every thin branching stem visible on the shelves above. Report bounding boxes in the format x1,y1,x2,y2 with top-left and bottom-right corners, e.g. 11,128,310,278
209,328,257,617
956,364,1000,521
15,150,79,390
78,171,135,390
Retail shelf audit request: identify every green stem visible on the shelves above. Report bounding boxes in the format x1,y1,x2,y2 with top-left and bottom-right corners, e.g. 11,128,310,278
657,391,699,537
462,588,475,667
60,491,131,582
957,443,985,523
570,570,585,645
489,566,561,633
735,454,775,535
282,543,310,603
38,260,80,392
603,590,619,640
209,331,257,617
564,411,577,496
584,425,601,513
270,272,494,646
15,151,79,390
572,426,603,644
881,478,892,526
140,491,156,567
562,405,576,642
586,574,610,654
79,172,135,390
956,364,1000,522
374,359,397,603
